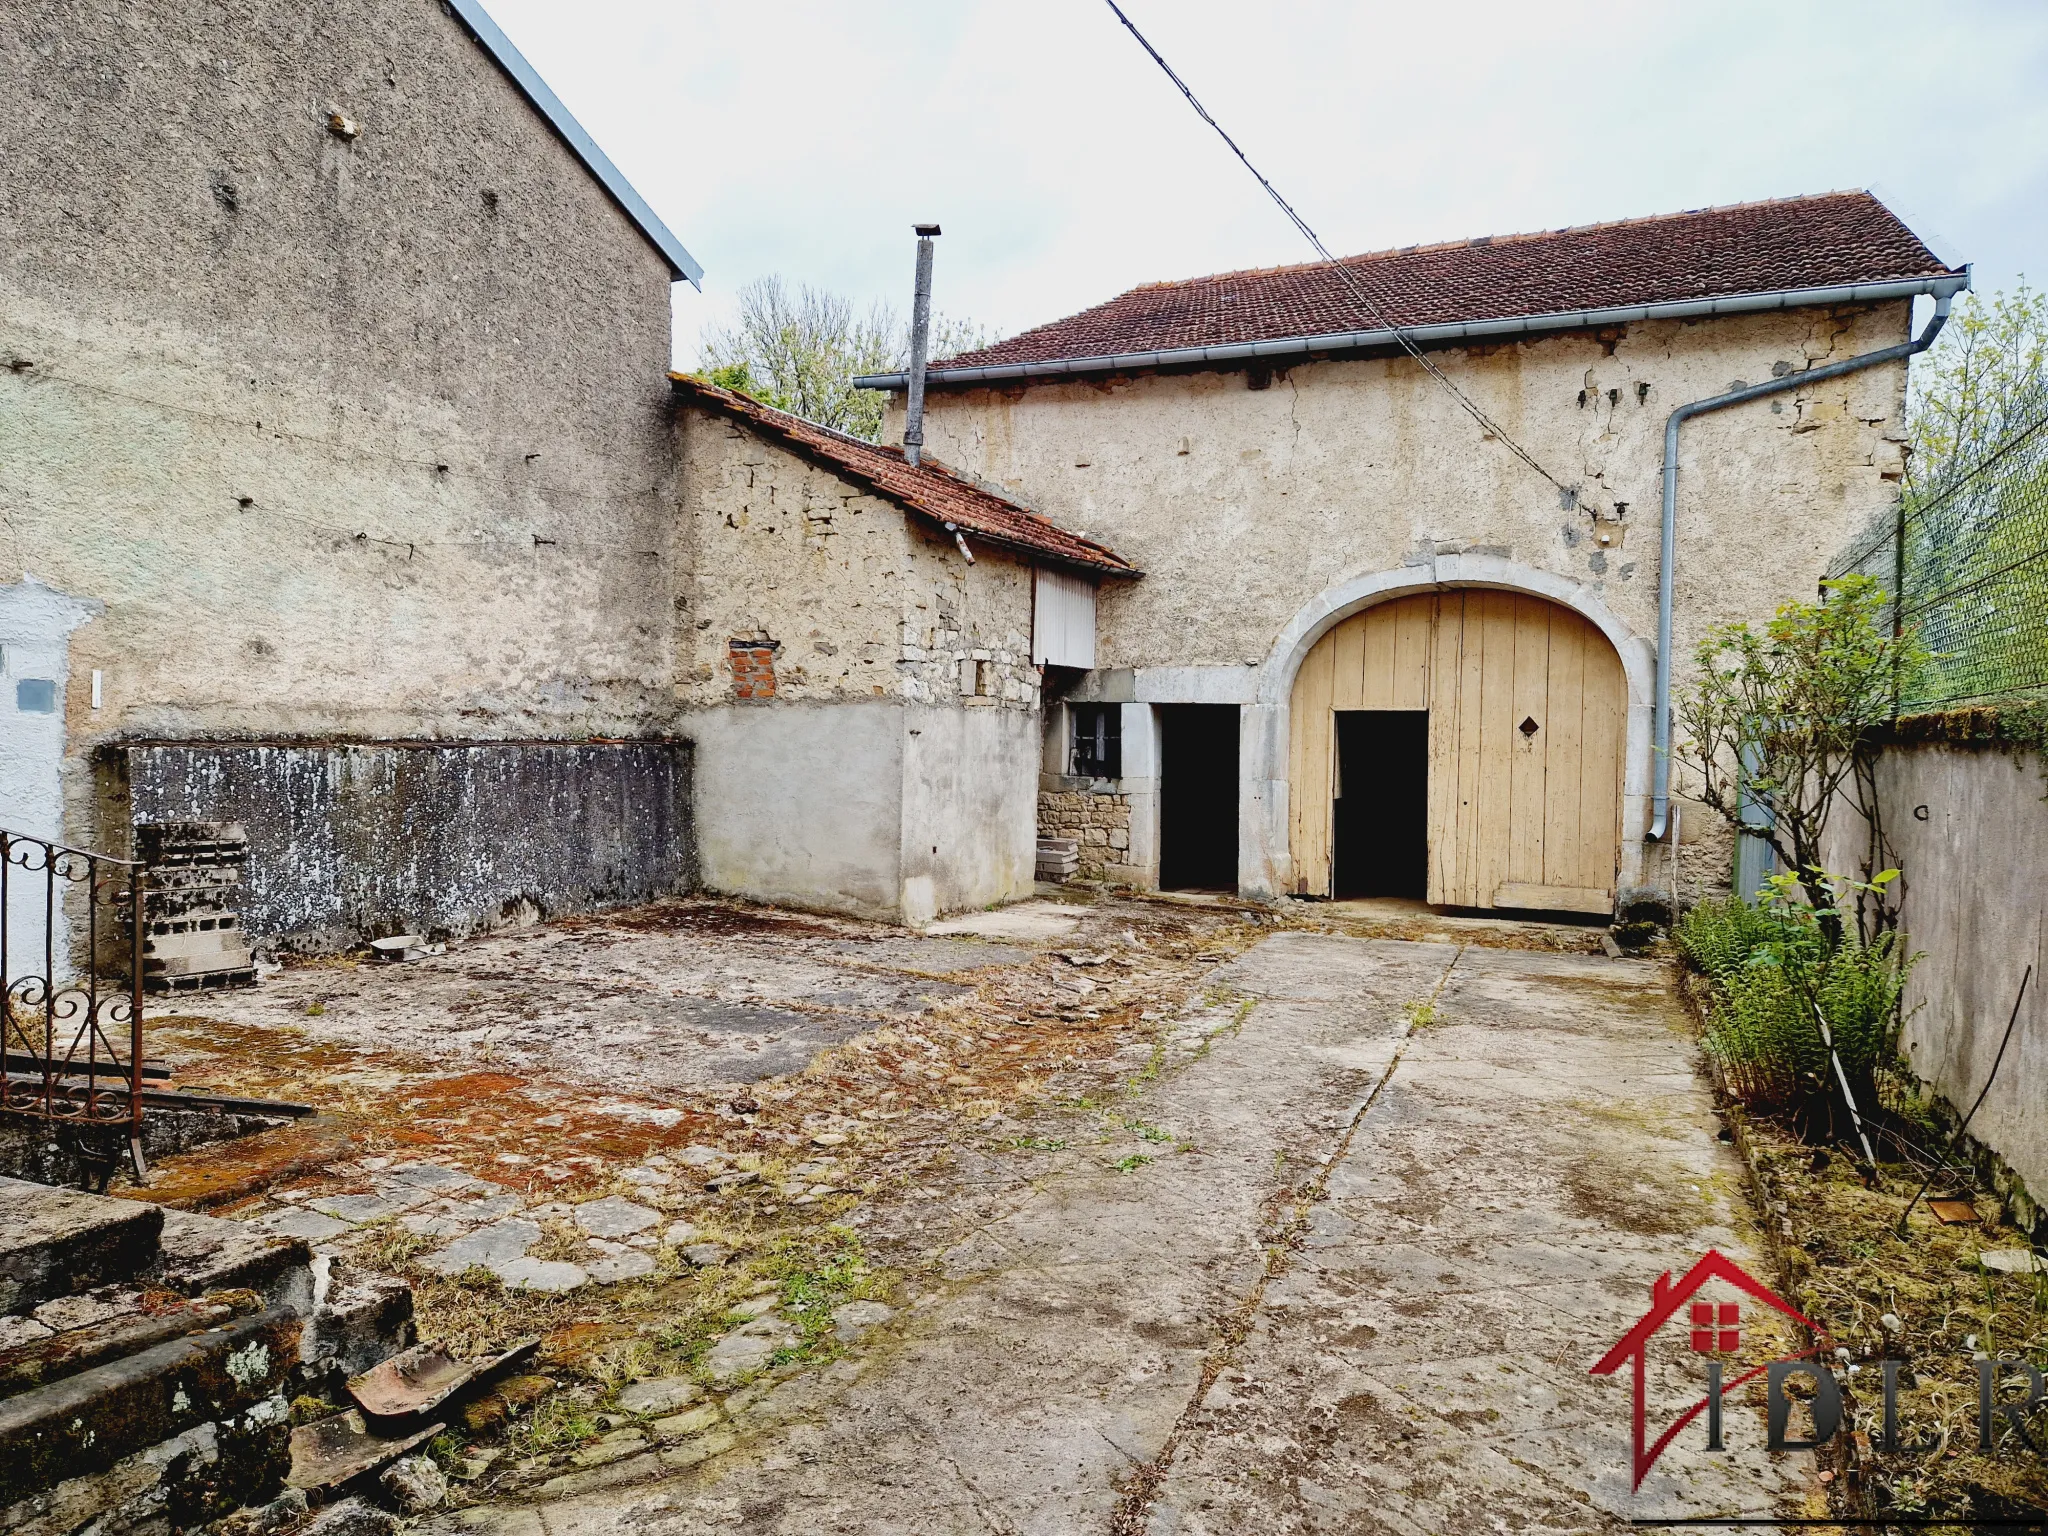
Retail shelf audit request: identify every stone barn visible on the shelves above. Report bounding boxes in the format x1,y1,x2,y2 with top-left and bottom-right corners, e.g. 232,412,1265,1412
860,193,1969,915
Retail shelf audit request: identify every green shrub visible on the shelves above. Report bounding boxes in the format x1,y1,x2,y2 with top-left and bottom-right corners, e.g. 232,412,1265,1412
1679,897,1912,1109
1675,897,1811,980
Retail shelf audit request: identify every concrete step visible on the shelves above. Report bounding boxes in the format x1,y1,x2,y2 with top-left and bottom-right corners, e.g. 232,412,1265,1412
0,1305,300,1517
0,1176,164,1316
0,1286,258,1401
150,1207,314,1314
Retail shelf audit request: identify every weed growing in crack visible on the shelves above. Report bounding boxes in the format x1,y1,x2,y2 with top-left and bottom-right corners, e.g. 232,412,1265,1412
755,1225,889,1360
360,1220,434,1271
1113,1154,1153,1173
1125,1037,1169,1094
586,1339,655,1394
1404,999,1440,1030
1005,1135,1069,1152
507,1393,602,1457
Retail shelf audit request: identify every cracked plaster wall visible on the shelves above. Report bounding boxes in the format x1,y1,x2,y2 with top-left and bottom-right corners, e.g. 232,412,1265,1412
672,410,1039,712
900,303,1915,898
0,0,682,863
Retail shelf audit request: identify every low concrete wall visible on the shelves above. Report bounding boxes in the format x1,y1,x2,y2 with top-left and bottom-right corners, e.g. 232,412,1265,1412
688,701,905,921
112,740,694,952
687,700,1038,925
1825,737,2048,1223
900,704,1038,923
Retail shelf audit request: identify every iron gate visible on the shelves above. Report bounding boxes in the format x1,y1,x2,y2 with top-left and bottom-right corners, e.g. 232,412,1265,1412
0,827,146,1176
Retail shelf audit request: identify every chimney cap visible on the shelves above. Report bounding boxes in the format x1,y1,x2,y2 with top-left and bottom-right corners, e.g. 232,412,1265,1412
913,222,942,237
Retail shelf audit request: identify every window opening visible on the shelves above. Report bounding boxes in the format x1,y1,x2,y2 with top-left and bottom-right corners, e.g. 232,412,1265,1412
1070,703,1121,778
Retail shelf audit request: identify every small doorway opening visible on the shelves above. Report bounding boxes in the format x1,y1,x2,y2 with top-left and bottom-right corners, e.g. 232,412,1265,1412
1333,710,1428,899
1158,704,1238,891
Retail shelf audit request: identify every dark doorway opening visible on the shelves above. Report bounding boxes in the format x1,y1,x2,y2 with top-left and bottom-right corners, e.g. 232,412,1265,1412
1333,710,1428,899
1158,704,1239,891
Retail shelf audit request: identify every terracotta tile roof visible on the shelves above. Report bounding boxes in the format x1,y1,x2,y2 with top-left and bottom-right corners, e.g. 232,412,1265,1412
670,374,1138,577
941,192,1960,372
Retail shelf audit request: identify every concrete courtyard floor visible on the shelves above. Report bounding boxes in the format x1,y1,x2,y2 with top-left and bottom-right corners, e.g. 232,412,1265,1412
135,896,1816,1532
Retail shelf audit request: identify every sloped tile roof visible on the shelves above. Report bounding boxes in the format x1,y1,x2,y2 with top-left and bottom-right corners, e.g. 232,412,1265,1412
671,375,1137,576
941,192,1959,372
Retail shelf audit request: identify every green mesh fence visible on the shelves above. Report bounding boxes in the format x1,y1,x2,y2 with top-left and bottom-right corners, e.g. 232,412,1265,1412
1832,387,2048,712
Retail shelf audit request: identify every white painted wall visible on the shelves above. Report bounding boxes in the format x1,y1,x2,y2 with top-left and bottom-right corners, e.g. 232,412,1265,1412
0,576,99,984
900,704,1040,922
688,698,1039,926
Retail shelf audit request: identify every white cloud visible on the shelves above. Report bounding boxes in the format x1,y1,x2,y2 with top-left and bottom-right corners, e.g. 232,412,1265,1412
475,0,2048,363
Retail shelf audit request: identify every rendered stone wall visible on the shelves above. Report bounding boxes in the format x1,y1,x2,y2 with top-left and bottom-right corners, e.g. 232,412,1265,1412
902,306,1912,679
673,409,1038,713
0,0,681,856
115,740,694,953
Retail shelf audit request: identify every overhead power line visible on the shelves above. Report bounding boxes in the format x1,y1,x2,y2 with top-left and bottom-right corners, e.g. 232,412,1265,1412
1100,0,1574,499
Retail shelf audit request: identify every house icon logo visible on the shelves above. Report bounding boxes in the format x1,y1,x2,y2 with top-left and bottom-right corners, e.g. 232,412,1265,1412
1589,1249,1832,1490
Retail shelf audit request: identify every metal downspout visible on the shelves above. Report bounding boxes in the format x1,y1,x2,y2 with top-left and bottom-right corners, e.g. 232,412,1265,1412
1646,288,1961,843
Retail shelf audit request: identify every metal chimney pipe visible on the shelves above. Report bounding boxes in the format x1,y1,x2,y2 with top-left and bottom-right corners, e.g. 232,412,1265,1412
903,223,940,466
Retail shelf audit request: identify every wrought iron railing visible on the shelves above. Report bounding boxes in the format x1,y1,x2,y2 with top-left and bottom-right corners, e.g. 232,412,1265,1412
0,827,146,1177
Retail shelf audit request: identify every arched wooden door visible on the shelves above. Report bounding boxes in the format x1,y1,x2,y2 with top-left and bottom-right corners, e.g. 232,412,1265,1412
1287,590,1625,912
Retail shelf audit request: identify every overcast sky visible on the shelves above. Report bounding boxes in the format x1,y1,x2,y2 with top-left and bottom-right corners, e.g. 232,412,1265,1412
479,0,2048,365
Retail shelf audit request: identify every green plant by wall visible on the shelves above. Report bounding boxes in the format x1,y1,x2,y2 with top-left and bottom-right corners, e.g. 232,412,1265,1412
1677,574,1927,945
1678,878,1916,1127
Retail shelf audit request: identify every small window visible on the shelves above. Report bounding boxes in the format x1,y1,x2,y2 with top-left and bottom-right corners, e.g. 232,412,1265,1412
15,678,57,714
1070,704,1121,779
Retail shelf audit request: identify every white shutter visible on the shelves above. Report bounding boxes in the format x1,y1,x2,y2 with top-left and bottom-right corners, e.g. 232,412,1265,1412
1032,567,1097,669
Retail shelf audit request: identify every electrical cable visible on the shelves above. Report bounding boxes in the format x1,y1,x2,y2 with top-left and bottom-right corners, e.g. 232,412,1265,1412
1099,0,1574,499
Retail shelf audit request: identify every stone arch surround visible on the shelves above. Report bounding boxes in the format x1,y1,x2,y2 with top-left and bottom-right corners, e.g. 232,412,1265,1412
1238,553,1657,904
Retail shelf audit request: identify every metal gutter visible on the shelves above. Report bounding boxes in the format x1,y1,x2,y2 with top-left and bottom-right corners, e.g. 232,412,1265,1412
443,0,703,288
852,274,1969,390
1646,282,1964,843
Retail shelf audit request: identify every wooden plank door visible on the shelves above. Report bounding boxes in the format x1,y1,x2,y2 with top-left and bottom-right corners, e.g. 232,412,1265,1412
1288,590,1623,910
1427,592,1622,912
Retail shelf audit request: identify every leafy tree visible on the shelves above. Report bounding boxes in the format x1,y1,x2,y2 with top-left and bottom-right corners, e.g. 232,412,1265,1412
698,277,996,443
1907,280,2048,491
1677,574,1928,948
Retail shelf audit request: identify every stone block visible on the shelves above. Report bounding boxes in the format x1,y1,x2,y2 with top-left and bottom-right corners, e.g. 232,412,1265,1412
152,1208,313,1312
309,1270,415,1377
0,1307,299,1507
0,1177,164,1317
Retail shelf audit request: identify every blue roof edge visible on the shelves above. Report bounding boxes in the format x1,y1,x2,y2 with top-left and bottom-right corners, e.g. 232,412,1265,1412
443,0,702,288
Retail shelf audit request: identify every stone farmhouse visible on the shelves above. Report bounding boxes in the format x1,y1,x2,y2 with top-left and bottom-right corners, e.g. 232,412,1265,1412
862,194,1967,913
2,0,1970,953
